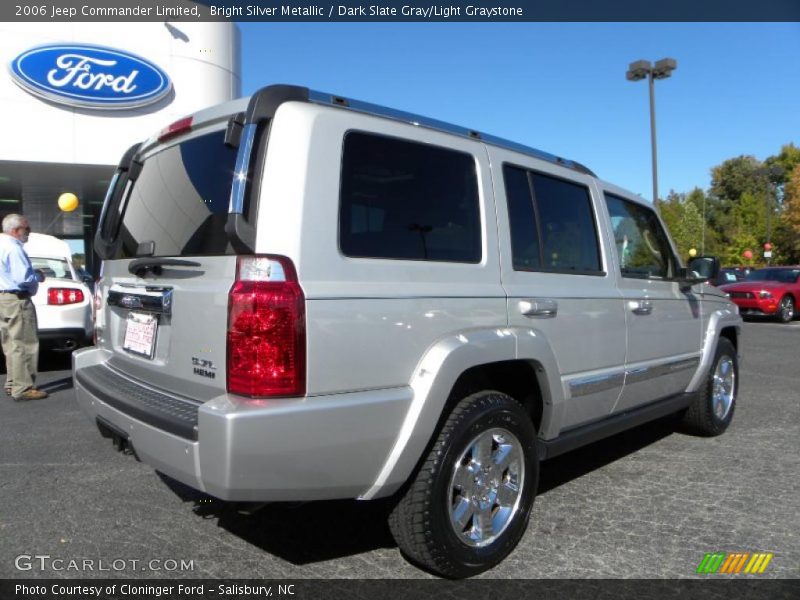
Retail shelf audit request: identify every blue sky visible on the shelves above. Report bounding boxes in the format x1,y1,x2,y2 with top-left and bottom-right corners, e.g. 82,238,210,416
239,23,800,202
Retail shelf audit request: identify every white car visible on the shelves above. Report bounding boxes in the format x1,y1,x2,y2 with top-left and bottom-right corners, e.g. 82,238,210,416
24,233,93,351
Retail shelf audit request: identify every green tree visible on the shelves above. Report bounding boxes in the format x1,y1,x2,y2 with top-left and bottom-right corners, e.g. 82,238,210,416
657,188,715,257
665,143,798,265
765,143,800,195
709,155,767,206
774,164,800,263
724,191,767,265
670,200,705,259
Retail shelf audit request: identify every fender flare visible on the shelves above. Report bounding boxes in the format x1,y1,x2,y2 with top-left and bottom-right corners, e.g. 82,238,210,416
686,306,741,393
359,326,562,499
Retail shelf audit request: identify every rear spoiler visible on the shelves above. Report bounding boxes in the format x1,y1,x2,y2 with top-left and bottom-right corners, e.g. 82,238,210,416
224,84,310,254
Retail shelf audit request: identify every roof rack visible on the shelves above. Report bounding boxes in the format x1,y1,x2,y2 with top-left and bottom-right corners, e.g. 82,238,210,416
307,89,596,177
228,84,597,253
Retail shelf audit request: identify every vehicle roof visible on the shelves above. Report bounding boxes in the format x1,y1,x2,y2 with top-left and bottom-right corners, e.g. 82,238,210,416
140,84,652,207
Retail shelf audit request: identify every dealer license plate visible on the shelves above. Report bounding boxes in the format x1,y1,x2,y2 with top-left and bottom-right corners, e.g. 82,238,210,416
123,312,158,359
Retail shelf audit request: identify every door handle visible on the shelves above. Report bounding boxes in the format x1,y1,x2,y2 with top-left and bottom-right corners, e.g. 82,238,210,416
630,299,653,315
519,298,558,318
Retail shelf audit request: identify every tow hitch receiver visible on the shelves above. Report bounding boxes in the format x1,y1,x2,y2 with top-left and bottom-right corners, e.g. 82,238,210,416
96,416,136,457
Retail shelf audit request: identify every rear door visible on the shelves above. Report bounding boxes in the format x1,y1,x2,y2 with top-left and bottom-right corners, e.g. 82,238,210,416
94,123,240,401
490,149,628,431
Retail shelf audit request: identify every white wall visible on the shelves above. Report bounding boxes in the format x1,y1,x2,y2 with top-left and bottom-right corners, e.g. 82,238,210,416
0,21,241,166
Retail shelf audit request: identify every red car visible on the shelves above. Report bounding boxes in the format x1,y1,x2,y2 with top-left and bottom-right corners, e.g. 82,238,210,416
720,266,800,323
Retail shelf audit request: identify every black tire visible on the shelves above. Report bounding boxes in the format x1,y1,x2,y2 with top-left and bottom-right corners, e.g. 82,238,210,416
777,295,795,323
682,338,737,436
388,391,538,578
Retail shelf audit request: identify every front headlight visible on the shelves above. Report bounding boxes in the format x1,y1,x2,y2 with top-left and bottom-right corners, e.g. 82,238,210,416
759,290,773,299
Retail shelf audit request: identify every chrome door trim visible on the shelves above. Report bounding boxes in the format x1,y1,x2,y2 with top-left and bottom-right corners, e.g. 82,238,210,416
624,357,700,384
568,356,700,398
568,371,625,398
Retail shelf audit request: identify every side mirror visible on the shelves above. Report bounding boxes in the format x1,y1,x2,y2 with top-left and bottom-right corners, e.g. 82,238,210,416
687,255,720,280
678,256,721,291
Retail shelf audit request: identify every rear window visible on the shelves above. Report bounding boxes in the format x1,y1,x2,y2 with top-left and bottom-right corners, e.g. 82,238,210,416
115,130,238,258
30,258,72,280
339,131,481,263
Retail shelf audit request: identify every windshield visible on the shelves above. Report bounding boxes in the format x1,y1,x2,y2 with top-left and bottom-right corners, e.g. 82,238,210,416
745,269,800,283
115,129,238,258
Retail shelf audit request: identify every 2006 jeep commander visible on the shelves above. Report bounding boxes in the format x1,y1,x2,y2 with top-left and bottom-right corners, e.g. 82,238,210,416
75,85,742,578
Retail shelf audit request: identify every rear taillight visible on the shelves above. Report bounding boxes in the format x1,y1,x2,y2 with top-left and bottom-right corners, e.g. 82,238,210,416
227,256,305,398
48,288,85,305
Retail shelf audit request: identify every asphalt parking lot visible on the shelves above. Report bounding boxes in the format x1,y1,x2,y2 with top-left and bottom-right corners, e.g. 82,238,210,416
0,321,798,580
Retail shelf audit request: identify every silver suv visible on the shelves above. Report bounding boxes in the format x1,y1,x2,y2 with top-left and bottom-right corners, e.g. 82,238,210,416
75,85,742,578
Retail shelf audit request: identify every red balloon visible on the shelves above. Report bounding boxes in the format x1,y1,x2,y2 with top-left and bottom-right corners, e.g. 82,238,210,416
743,250,753,260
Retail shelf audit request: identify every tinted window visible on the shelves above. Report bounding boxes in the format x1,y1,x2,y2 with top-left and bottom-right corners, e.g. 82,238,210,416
746,269,800,283
504,165,541,270
504,165,601,274
340,132,481,263
605,194,676,279
117,130,238,257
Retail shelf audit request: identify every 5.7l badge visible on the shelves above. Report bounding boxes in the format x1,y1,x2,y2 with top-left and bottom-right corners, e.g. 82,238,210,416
191,357,216,380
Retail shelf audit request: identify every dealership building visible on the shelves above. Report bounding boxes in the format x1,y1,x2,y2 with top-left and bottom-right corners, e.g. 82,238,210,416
0,19,240,274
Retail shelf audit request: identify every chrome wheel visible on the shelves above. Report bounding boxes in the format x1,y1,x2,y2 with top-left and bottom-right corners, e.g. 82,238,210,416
779,297,794,323
712,355,736,421
448,427,525,548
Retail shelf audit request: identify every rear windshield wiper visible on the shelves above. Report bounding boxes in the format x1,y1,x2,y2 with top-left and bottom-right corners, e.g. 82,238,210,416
128,258,201,277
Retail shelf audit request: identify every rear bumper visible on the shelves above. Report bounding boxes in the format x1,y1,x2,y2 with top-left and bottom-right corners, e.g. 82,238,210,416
34,301,93,336
72,348,412,502
38,327,92,350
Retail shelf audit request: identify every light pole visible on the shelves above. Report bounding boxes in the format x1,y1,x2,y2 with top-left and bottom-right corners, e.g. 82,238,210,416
758,165,784,265
626,58,677,204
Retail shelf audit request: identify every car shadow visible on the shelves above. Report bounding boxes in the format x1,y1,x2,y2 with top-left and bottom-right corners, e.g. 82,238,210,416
157,473,397,564
0,348,74,374
538,413,682,494
38,376,73,394
38,350,73,372
156,413,684,566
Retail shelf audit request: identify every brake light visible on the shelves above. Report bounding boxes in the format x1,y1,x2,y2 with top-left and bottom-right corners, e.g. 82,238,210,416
158,116,193,142
227,256,305,397
48,288,85,305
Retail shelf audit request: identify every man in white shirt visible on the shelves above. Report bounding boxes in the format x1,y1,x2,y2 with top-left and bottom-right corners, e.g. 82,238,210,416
0,214,48,401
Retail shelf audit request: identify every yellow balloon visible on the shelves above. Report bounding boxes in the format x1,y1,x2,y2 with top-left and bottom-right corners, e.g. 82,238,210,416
58,192,79,212
688,248,697,257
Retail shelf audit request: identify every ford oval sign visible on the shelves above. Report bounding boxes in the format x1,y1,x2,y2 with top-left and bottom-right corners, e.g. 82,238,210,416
9,44,172,110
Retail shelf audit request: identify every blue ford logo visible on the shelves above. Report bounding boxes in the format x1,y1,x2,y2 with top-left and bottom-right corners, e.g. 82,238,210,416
119,295,143,309
9,44,172,109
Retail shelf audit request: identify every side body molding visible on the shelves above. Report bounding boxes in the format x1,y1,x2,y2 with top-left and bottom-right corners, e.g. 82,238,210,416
359,326,563,500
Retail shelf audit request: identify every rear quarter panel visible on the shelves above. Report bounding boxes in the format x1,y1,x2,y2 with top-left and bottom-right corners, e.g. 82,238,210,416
255,103,508,397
